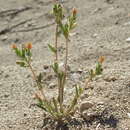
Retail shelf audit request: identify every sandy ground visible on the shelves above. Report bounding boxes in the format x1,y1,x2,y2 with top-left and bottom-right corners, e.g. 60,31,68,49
0,0,130,129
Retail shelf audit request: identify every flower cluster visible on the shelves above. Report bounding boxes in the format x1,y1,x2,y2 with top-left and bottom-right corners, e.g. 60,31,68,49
12,42,32,67
89,56,105,80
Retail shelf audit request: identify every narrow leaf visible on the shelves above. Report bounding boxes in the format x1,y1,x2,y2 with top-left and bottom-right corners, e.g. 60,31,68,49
48,44,57,54
37,73,42,83
52,97,58,113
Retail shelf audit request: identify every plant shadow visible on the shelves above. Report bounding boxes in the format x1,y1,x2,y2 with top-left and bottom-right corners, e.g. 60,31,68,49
41,112,119,130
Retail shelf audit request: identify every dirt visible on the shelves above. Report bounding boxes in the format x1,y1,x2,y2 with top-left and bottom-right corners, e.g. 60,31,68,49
0,0,130,129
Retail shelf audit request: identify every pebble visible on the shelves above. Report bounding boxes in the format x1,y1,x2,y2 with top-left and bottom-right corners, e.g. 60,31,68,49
80,101,94,113
80,91,89,100
103,76,117,82
92,8,101,14
43,65,49,70
110,96,115,100
97,101,104,105
0,70,3,75
124,22,130,26
4,94,9,98
0,82,2,86
77,68,83,74
92,33,98,38
126,37,130,43
1,35,8,41
82,111,96,120
127,113,130,118
71,73,81,82
24,113,27,117
4,74,9,78
49,82,56,89
26,74,31,78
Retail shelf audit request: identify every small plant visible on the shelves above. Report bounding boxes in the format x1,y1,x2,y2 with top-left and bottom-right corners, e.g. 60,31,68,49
89,56,105,80
12,3,83,123
12,2,105,125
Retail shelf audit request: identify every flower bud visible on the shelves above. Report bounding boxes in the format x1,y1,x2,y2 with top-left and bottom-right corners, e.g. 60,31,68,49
26,42,32,49
98,56,105,64
12,44,17,49
72,8,77,15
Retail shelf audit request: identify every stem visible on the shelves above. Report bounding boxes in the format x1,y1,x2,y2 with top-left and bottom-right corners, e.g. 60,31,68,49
58,77,63,112
55,24,58,63
55,24,64,112
65,38,69,77
27,61,47,100
59,38,69,111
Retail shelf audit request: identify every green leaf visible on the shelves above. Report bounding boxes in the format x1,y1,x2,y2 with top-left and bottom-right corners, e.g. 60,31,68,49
52,62,59,74
43,101,56,116
89,69,95,80
37,73,43,83
78,86,83,95
48,44,57,54
21,49,26,58
15,48,22,57
75,85,79,97
36,100,47,111
16,61,26,67
26,49,32,57
95,63,102,75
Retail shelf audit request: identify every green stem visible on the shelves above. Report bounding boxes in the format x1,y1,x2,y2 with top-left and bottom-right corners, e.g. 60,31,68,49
55,24,58,63
27,61,47,101
59,38,69,111
54,24,61,108
65,38,69,79
58,77,63,112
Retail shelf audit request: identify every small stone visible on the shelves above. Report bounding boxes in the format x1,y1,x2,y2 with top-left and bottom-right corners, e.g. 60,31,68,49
104,76,117,82
43,65,49,70
80,101,94,113
93,8,101,14
92,33,98,38
123,99,127,103
43,74,53,81
49,82,56,89
4,94,9,98
82,111,96,120
26,74,31,78
110,96,115,100
24,113,27,117
0,70,3,75
124,22,130,26
1,35,8,41
97,101,104,105
106,0,113,4
80,92,89,100
77,68,83,74
116,104,120,107
0,82,2,86
127,113,130,118
71,73,80,82
126,37,130,43
69,32,77,36
5,74,9,78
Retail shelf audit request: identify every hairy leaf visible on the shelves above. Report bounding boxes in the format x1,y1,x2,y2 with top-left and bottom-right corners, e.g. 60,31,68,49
48,44,57,54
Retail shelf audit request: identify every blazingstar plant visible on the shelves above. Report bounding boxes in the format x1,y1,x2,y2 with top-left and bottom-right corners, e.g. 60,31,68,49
12,3,83,122
89,56,105,80
12,3,105,124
